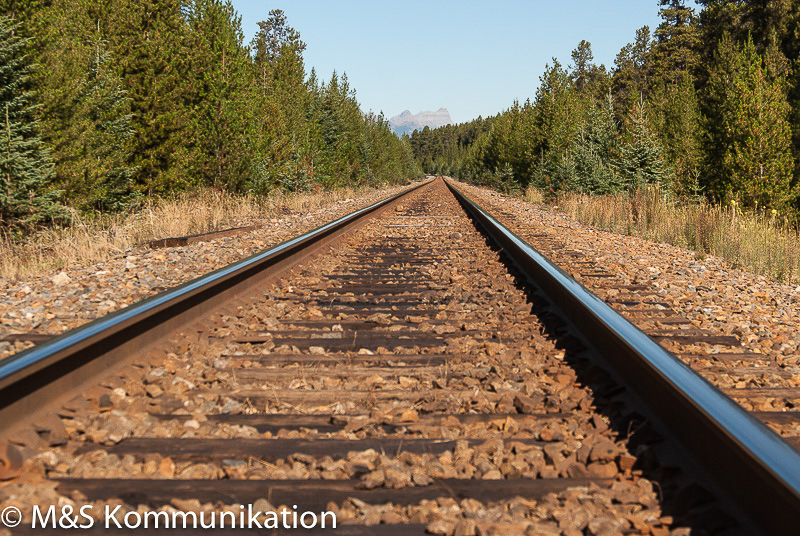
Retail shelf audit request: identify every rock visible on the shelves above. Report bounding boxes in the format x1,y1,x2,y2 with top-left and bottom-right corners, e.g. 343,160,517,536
543,443,565,466
454,519,477,536
481,469,503,480
220,399,242,414
525,523,560,536
362,506,383,525
384,467,411,488
427,519,456,535
587,518,624,535
480,523,531,535
381,511,403,524
171,378,195,392
2,441,34,470
158,457,176,478
513,394,542,414
104,415,134,443
252,498,274,514
34,414,67,447
145,384,164,398
398,408,419,423
360,470,384,489
170,498,201,512
566,463,592,478
51,272,71,286
589,440,617,463
587,461,618,478
484,342,505,356
412,470,433,486
144,367,167,384
617,454,637,472
398,376,417,388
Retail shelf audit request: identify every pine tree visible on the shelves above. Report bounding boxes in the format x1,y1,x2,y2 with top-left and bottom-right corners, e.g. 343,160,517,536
184,0,267,192
0,16,64,227
251,8,305,89
720,37,795,210
651,0,701,82
530,60,584,190
612,26,652,119
697,1,800,208
110,0,196,194
647,72,702,194
697,0,797,55
617,98,671,189
570,40,607,97
55,27,138,212
0,0,48,38
251,9,308,145
313,71,364,188
704,32,740,199
567,95,621,194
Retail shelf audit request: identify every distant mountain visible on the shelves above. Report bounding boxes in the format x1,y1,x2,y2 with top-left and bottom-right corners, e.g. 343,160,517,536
389,107,452,136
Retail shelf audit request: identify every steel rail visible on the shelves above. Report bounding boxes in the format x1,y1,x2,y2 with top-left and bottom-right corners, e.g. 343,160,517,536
445,179,800,533
0,180,431,439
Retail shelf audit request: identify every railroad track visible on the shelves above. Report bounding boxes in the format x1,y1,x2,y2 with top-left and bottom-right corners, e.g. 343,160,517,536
1,178,799,534
455,186,800,447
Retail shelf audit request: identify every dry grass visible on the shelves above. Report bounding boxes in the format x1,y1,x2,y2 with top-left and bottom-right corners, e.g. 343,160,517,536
542,185,800,284
0,186,376,280
522,185,545,204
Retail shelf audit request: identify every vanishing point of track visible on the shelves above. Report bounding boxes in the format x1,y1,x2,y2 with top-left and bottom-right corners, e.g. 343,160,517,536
1,178,800,534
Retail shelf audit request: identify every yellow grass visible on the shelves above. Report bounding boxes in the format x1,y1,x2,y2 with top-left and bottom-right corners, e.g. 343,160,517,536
522,185,545,204
539,185,800,284
0,186,375,280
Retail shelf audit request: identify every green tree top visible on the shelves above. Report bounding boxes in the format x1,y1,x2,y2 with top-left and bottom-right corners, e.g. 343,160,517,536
652,0,701,81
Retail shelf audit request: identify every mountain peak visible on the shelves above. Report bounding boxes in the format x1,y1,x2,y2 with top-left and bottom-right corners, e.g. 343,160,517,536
389,107,452,136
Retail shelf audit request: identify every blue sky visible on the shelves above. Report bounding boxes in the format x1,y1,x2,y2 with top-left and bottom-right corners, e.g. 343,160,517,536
231,1,699,124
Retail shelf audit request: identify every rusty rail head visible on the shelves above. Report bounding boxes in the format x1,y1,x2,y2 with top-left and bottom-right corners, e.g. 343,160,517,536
444,179,800,534
0,179,432,438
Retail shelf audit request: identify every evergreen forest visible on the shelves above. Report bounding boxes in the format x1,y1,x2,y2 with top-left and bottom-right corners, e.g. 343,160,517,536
410,0,800,219
0,1,420,230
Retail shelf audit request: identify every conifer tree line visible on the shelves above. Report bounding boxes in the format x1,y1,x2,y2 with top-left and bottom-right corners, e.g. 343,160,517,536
0,1,419,229
411,0,800,216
